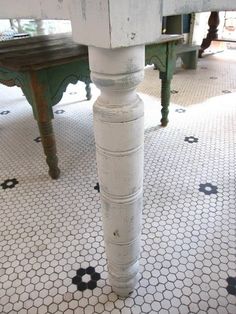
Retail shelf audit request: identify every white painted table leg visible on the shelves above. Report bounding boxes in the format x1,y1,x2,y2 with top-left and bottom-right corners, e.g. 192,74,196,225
89,46,144,297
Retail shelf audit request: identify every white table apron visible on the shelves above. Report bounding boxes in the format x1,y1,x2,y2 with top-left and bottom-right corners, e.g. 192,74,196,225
1,0,236,297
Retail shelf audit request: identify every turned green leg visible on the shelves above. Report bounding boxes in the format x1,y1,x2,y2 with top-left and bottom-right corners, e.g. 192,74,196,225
85,82,92,100
29,70,60,179
37,120,60,179
160,74,171,127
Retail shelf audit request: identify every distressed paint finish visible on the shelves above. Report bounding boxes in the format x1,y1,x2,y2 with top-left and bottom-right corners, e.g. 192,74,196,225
1,1,236,48
70,0,163,48
108,0,162,48
89,45,144,296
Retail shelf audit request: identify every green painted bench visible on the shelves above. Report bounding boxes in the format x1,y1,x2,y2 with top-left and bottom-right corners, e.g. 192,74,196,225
0,33,182,179
0,33,91,179
145,34,183,126
176,44,199,69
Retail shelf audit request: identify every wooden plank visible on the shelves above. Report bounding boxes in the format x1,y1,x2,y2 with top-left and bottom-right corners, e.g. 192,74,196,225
0,32,71,48
176,44,199,53
0,41,85,57
0,33,88,71
0,33,75,54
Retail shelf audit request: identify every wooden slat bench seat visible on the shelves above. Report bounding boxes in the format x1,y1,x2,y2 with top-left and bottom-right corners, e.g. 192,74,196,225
176,44,199,69
0,33,182,179
0,33,91,179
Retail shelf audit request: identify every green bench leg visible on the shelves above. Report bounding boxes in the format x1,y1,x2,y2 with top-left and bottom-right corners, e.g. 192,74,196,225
151,42,175,127
37,120,60,179
160,73,171,127
85,81,92,100
30,71,60,179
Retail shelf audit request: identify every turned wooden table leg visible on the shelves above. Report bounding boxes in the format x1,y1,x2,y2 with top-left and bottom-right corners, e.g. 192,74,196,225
160,73,171,127
37,120,60,179
30,71,60,179
85,81,92,100
199,11,220,58
157,42,175,127
89,45,144,297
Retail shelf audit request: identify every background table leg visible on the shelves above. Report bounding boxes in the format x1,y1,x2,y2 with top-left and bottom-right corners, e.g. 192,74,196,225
160,74,171,127
37,120,60,179
85,81,92,100
30,71,60,179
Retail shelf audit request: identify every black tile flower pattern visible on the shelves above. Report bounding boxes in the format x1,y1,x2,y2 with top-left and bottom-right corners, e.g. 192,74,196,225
0,110,10,115
171,90,179,94
226,277,236,296
184,136,198,143
34,136,41,143
72,267,101,291
199,183,218,195
222,90,232,94
1,178,19,190
175,108,186,113
55,109,65,114
94,182,100,193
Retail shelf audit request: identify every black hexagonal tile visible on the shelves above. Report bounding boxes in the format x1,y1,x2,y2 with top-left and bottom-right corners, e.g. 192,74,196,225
76,268,86,277
199,183,218,195
72,276,82,285
1,178,19,190
91,272,101,281
0,110,10,115
222,90,232,94
77,281,87,291
87,280,97,290
34,136,41,143
226,277,236,296
72,266,101,291
227,285,236,295
94,182,100,193
86,266,95,275
184,136,198,144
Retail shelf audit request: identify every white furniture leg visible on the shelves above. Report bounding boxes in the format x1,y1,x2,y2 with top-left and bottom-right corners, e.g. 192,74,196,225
89,45,145,297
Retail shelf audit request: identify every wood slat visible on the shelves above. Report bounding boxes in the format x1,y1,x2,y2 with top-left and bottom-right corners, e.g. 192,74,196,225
0,33,88,71
0,35,75,54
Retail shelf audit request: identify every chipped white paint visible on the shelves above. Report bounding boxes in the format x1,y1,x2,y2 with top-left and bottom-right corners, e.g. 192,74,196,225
89,45,144,296
69,0,111,49
108,0,162,48
70,0,162,48
1,0,236,47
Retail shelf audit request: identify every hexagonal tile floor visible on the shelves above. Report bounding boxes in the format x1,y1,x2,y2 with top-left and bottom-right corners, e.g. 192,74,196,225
0,49,236,314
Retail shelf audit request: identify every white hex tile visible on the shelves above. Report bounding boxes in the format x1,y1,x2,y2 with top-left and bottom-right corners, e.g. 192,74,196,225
1,51,236,314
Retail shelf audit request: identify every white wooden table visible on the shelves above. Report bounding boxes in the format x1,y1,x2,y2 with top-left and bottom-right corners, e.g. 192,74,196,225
1,0,235,297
